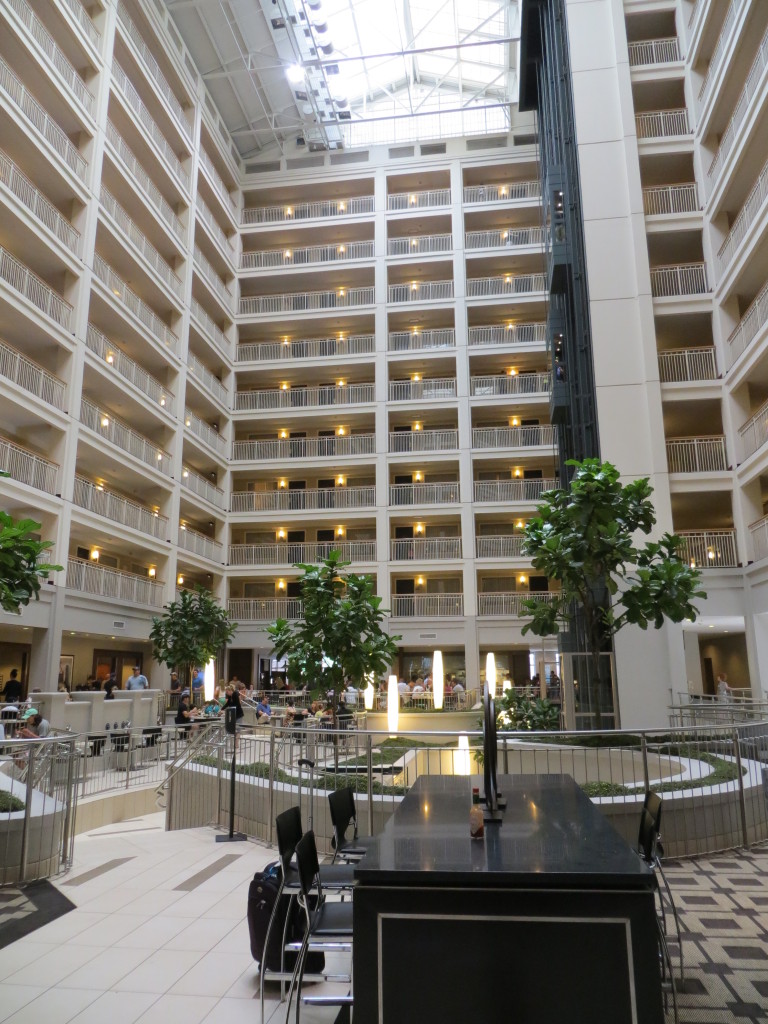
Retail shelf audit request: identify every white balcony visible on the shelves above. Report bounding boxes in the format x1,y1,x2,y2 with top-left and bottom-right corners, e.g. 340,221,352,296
233,435,376,461
93,255,178,352
473,478,556,503
80,397,172,475
242,196,373,225
717,156,768,273
749,514,768,561
190,297,231,356
698,0,745,105
0,337,66,409
635,109,690,139
388,280,453,303
238,334,375,362
0,433,58,493
388,378,456,401
628,38,681,66
0,147,81,254
658,348,717,383
642,184,699,216
387,234,452,256
239,287,374,316
387,189,451,211
472,425,557,449
463,181,540,204
389,429,458,453
66,557,164,607
196,193,234,257
478,592,555,616
232,485,376,513
184,408,227,456
465,227,545,250
194,245,232,309
390,593,463,617
73,477,167,539
181,465,225,509
390,538,462,560
235,382,375,411
105,121,184,240
242,240,374,270
467,274,547,298
739,399,768,461
187,351,227,407
388,328,455,352
475,536,526,558
470,372,551,397
650,263,708,297
178,524,222,561
0,244,72,328
389,482,459,505
100,187,183,299
229,540,376,567
676,530,738,568
228,597,303,621
666,436,727,473
61,0,100,47
468,323,548,347
199,148,239,220
726,280,768,370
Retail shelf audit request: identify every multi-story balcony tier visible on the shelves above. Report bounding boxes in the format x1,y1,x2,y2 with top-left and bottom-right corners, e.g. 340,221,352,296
716,155,768,276
239,285,375,318
658,348,717,383
650,263,709,297
93,254,178,353
184,407,227,458
235,381,376,412
0,147,81,258
66,557,165,607
635,108,691,140
389,537,462,561
242,194,374,226
466,273,547,300
237,333,375,363
0,432,59,494
241,240,375,271
229,540,376,567
475,535,527,559
0,336,66,410
388,328,455,352
463,180,541,204
227,597,303,622
0,242,73,330
666,436,728,473
388,377,456,402
390,593,464,617
181,464,226,510
178,523,223,562
199,146,239,223
467,323,548,349
387,187,451,212
190,297,232,359
389,481,460,506
84,324,175,421
389,428,458,454
676,529,739,568
472,478,557,503
232,433,376,462
642,184,699,217
72,476,168,540
628,38,682,67
470,372,551,398
477,591,555,617
471,424,557,450
232,484,376,513
464,227,545,252
80,397,173,476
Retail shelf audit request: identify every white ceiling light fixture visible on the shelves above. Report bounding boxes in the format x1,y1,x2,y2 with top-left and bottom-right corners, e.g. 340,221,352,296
286,63,305,84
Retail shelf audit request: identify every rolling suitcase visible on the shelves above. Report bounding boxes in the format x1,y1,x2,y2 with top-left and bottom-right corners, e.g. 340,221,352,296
247,861,324,973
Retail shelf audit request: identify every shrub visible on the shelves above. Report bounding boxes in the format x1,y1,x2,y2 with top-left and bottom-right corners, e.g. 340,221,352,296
0,792,25,812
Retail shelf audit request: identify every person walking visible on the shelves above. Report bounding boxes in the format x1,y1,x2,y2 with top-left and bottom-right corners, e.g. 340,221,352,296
126,665,149,690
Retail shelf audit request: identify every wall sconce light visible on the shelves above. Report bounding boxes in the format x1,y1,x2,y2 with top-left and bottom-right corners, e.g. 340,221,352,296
519,574,527,584
505,275,511,284
338,245,345,254
148,567,156,577
503,678,512,693
283,338,290,346
415,471,423,482
277,528,286,540
204,658,215,702
337,427,346,436
514,468,521,477
411,281,418,290
364,673,375,710
101,416,109,428
106,352,114,364
284,250,292,259
416,575,425,587
409,194,416,204
338,202,345,212
415,523,424,535
485,652,497,698
279,429,288,439
177,574,184,585
160,396,166,406
337,475,345,486
433,650,444,710
281,382,289,390
510,417,520,427
412,373,421,382
388,674,399,735
277,579,286,590
182,469,189,478
337,379,346,387
414,422,421,431
96,482,104,491
412,328,419,336
285,207,293,217
516,520,524,529
455,734,470,775
508,368,517,376
278,479,287,488
180,523,186,531
156,451,163,461
90,548,99,561
500,186,508,197
338,288,346,297
336,525,345,537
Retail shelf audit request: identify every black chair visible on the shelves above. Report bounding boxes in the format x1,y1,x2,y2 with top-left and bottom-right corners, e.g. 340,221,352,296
328,787,375,863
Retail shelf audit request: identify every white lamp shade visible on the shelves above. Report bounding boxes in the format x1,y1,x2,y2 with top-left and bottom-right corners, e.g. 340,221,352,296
432,650,444,710
364,677,375,710
203,659,216,702
485,652,497,699
455,733,470,775
387,674,399,736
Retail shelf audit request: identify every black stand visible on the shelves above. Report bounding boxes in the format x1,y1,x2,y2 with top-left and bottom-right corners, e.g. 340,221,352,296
216,748,247,842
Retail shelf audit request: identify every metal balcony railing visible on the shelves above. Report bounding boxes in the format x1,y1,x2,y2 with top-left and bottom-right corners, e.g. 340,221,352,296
233,434,376,461
242,240,374,270
387,234,452,256
0,337,66,409
0,56,87,180
0,244,72,328
187,351,227,407
228,598,303,621
465,227,545,250
657,348,717,383
184,408,227,456
650,263,708,297
635,109,690,139
236,382,375,411
61,0,100,46
642,183,699,216
473,478,556,503
178,525,222,561
196,193,235,256
0,147,80,254
388,378,456,401
739,399,768,461
388,328,455,352
242,196,373,225
676,530,738,568
93,255,178,351
387,188,451,211
0,433,58,493
717,156,768,273
749,514,768,562
232,485,375,513
727,280,768,369
698,0,745,103
628,38,681,66
190,297,231,355
73,476,167,538
666,436,727,473
389,429,458,453
238,334,375,362
391,594,463,616
470,372,551,397
80,397,172,474
388,280,454,303
105,121,184,239
112,62,188,189
708,23,768,184
194,246,232,308
199,148,238,218
181,465,225,508
466,274,547,298
229,540,376,566
389,482,459,505
239,287,375,316
472,425,557,449
475,535,527,558
66,557,164,606
468,323,548,347
100,187,183,298
463,181,540,204
390,537,462,560
478,592,555,616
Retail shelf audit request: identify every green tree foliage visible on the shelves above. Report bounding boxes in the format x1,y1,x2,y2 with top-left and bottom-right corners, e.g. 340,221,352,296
496,689,560,732
0,503,62,614
150,587,237,685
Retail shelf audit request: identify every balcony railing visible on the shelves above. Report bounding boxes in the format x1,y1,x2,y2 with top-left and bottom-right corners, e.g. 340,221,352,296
650,263,708,297
698,0,745,103
389,482,459,505
0,244,72,328
112,62,188,189
635,109,690,139
80,397,172,475
390,538,462,560
707,24,768,184
463,181,540,204
0,56,87,180
749,514,768,562
465,227,545,250
475,536,526,558
178,525,222,561
468,323,548,347
389,429,458,453
196,193,234,257
387,234,452,256
0,337,66,409
66,558,164,607
389,378,456,401
470,372,551,397
187,351,227,407
0,147,80,253
0,433,58,493
472,425,557,449
194,245,232,308
242,240,374,270
199,148,238,219
190,297,231,356
232,485,375,513
236,382,375,411
467,274,547,298
238,334,375,362
727,280,768,369
388,328,455,352
658,348,717,383
676,530,738,568
73,476,167,538
387,189,451,211
93,255,178,351
184,407,227,456
666,436,727,473
642,183,699,216
229,540,376,566
477,592,555,616
105,121,184,240
628,38,681,66
181,465,225,509
388,280,454,303
239,287,375,316
100,187,183,298
228,598,303,621
242,196,373,225
739,399,768,461
233,434,376,461
61,0,100,46
473,478,556,503
717,156,768,273
391,593,464,616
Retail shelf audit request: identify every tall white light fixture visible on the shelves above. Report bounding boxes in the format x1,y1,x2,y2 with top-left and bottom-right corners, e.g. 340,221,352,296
204,658,216,702
485,652,497,698
433,650,444,710
455,733,470,775
387,674,399,736
364,673,375,710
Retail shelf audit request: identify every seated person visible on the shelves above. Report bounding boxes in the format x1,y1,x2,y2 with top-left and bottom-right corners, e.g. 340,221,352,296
17,709,51,738
255,693,272,722
175,694,200,734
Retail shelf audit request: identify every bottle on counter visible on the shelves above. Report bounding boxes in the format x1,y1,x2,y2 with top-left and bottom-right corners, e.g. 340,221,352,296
469,802,484,840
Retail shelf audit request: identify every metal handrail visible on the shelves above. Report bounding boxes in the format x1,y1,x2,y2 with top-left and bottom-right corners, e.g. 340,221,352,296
391,593,464,616
0,336,66,409
666,436,727,473
80,397,172,475
0,432,58,493
466,274,547,297
242,240,374,269
242,195,373,224
100,187,183,297
388,429,458,452
388,280,454,303
229,540,376,566
463,181,540,203
181,465,226,508
73,476,167,538
465,227,545,249
93,255,178,350
232,435,376,461
650,263,708,297
190,297,231,355
66,557,165,606
726,279,768,369
389,482,459,505
0,146,80,253
635,109,690,139
196,193,235,256
199,148,238,218
105,121,184,238
390,537,462,560
473,478,557,502
0,243,72,328
183,407,227,455
187,351,227,406
698,0,745,103
232,485,376,512
178,524,223,561
235,382,375,410
194,245,232,309
388,329,455,351
472,425,557,448
238,334,374,361
387,188,451,210
468,323,548,346
470,372,551,396
676,530,738,568
239,287,375,315
717,155,768,272
642,183,698,216
388,378,457,401
387,234,452,255
708,23,768,183
628,38,681,66
657,348,717,382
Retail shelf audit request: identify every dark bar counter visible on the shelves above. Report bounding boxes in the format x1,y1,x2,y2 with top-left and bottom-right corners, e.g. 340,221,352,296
353,774,664,1024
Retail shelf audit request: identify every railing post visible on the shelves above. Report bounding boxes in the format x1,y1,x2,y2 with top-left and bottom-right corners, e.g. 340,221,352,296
641,733,650,793
19,744,35,884
267,727,276,846
367,734,374,836
60,740,78,869
733,729,750,849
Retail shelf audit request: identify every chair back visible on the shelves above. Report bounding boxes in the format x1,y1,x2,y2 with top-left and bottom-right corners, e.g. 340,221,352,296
638,791,662,863
276,806,303,876
328,786,357,848
295,829,322,903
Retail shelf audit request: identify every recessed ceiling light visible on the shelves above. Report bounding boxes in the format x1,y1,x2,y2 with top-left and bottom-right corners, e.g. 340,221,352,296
286,64,305,84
